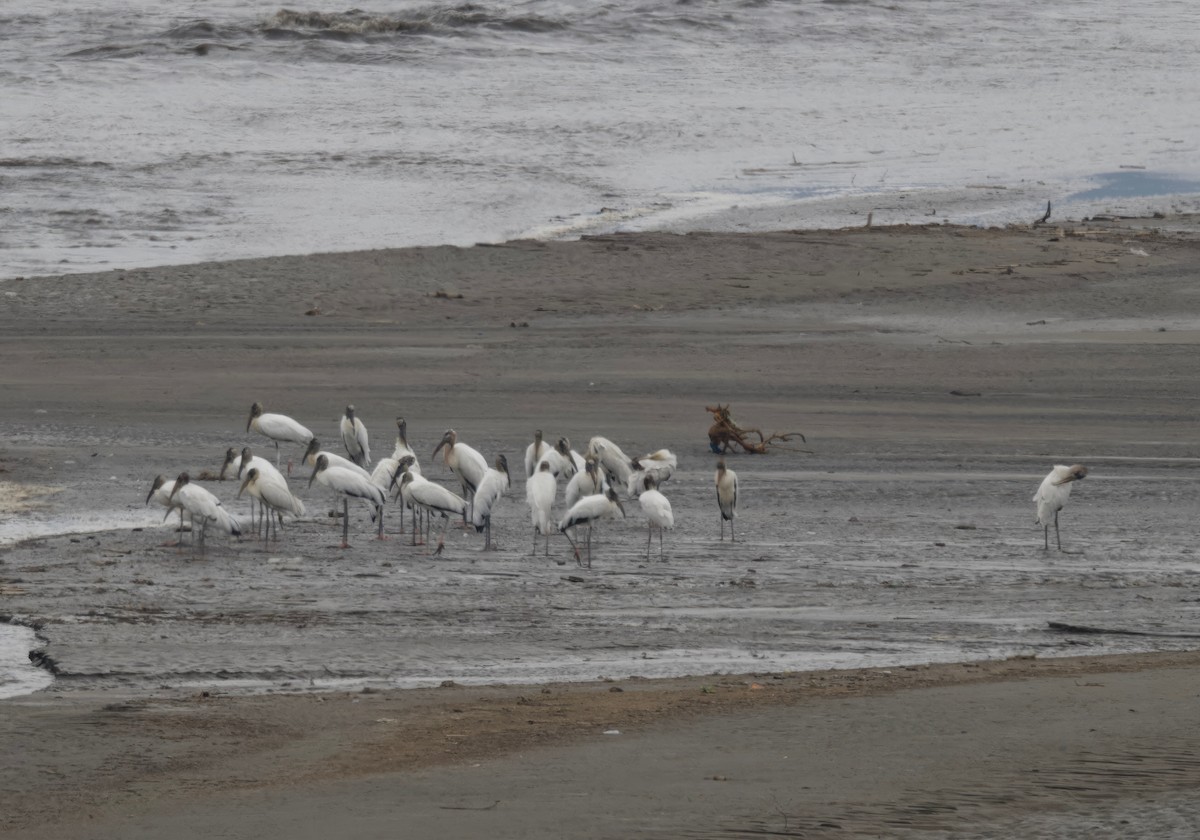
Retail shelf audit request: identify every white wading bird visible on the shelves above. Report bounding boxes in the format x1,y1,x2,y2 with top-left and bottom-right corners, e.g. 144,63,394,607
1033,464,1088,551
145,474,191,544
167,472,242,551
536,437,577,480
396,469,468,555
386,458,434,544
246,402,313,471
627,448,677,497
432,429,488,524
524,429,553,478
302,438,371,517
587,436,634,495
238,467,306,543
340,404,371,468
471,453,511,551
715,458,738,541
638,474,674,560
389,417,419,468
559,485,625,568
220,446,286,537
526,460,557,556
308,454,386,548
565,457,604,510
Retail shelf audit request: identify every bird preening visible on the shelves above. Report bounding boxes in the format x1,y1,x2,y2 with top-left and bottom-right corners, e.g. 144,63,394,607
1033,464,1088,551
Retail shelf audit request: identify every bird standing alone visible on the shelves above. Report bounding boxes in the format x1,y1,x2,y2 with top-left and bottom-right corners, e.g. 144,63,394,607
1033,464,1088,551
715,458,738,541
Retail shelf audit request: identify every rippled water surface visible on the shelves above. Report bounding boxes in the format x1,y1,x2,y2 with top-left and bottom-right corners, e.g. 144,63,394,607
3,0,1199,278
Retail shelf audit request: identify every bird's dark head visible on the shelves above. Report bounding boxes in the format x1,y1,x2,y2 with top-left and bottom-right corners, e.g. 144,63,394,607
237,468,259,498
145,475,167,505
345,405,356,420
433,429,456,459
168,472,189,501
606,485,626,517
219,447,238,479
247,402,264,430
716,458,727,475
390,456,415,489
303,438,321,461
496,453,509,474
1054,464,1089,485
643,474,657,492
556,437,571,456
308,455,328,487
396,417,408,442
538,461,552,474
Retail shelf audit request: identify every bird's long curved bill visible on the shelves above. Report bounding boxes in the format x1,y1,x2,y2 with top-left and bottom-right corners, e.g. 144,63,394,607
237,475,252,499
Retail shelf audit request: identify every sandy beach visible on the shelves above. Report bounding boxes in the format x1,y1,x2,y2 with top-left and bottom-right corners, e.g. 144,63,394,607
4,216,1200,837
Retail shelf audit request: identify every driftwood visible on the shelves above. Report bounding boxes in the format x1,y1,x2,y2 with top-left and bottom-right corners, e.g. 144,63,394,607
706,404,809,455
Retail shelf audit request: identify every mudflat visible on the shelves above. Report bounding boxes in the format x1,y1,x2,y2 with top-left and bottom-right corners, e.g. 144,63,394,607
3,217,1200,837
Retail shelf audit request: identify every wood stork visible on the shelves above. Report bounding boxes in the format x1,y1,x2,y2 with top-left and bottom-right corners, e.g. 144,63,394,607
302,438,371,518
387,455,429,543
526,460,557,556
167,472,242,551
432,429,488,524
340,404,371,468
587,436,634,495
715,458,738,541
220,446,286,538
1033,464,1088,551
565,456,604,510
246,402,313,471
396,469,467,555
536,437,577,480
307,454,386,548
559,485,625,568
145,474,190,545
238,467,306,543
390,417,420,469
638,474,674,560
627,448,677,497
471,454,511,551
524,430,553,478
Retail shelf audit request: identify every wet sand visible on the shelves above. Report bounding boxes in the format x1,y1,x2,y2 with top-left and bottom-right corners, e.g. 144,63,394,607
4,217,1200,836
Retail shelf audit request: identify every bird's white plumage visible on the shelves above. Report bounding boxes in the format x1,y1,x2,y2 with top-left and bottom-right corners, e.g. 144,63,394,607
310,459,385,507
524,430,552,478
247,403,313,447
434,429,489,499
340,405,370,467
1033,464,1077,525
587,436,633,494
471,455,511,531
627,448,677,496
1032,463,1088,550
145,474,191,526
169,474,242,537
715,459,738,541
639,487,674,531
240,467,306,519
302,439,371,480
560,489,623,532
400,471,467,519
526,463,557,539
638,478,674,558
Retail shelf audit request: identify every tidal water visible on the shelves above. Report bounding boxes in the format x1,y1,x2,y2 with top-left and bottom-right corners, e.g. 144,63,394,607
3,0,1199,280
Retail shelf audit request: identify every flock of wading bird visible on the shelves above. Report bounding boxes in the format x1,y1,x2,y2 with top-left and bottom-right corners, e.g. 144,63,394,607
145,403,742,566
145,403,1089,562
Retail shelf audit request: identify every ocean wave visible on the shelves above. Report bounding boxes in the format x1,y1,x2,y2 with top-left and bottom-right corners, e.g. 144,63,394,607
265,5,568,39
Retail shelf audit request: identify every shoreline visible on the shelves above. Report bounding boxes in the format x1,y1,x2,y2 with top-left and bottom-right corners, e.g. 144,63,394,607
5,649,1200,838
5,217,1200,836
